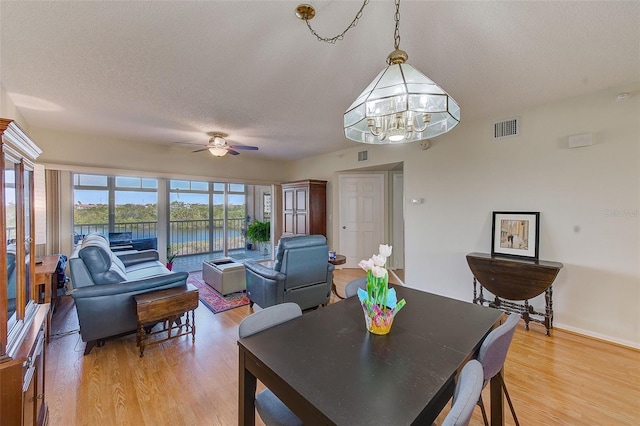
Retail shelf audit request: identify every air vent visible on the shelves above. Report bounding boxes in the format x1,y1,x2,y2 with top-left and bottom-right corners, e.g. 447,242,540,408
493,117,519,139
358,150,368,161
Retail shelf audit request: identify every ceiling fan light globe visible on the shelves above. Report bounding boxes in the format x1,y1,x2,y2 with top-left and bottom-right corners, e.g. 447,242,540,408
212,136,226,146
208,147,228,157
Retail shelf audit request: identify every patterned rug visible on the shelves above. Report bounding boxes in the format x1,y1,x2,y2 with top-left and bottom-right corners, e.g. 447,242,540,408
187,271,250,314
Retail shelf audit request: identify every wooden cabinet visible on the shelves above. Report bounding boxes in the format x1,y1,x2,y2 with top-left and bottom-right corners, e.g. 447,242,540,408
281,180,327,237
0,118,49,426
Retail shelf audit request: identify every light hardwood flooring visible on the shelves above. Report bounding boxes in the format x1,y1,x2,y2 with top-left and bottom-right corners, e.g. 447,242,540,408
46,269,640,425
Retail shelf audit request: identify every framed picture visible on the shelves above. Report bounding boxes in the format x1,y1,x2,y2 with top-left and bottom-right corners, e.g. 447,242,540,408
263,193,272,220
491,211,540,260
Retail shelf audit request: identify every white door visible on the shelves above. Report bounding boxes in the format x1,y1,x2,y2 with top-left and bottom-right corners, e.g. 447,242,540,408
339,174,385,267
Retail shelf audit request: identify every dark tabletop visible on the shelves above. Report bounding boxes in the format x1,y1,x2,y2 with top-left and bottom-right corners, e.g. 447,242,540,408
238,286,503,425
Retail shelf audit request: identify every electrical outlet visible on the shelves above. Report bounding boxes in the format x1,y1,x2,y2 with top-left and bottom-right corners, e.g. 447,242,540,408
419,141,430,150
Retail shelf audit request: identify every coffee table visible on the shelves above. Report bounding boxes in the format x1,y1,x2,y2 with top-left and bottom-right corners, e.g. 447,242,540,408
202,258,246,295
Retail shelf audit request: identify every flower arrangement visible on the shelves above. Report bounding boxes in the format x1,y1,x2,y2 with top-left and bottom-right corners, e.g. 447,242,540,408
357,244,406,334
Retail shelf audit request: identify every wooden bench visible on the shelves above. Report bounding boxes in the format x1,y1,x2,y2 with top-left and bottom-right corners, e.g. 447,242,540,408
134,284,199,357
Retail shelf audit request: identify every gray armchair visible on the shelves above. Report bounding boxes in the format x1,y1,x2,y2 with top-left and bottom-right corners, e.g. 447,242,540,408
244,235,334,311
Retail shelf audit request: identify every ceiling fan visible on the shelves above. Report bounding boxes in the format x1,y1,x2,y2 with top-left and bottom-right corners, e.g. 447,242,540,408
176,134,258,157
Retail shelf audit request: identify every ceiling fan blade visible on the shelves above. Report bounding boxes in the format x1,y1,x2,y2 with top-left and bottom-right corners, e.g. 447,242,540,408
229,145,259,151
227,149,240,156
192,148,210,153
174,140,208,146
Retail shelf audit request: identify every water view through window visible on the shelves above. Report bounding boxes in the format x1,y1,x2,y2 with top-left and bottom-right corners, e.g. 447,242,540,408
73,174,269,259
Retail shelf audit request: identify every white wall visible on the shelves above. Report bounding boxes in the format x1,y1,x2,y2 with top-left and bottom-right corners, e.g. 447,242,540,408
290,83,640,348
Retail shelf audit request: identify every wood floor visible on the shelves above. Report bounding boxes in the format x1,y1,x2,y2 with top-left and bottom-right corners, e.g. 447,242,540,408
46,268,640,425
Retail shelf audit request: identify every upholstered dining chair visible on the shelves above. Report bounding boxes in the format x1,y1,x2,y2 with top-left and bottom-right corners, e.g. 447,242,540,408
437,359,485,426
238,303,303,426
476,313,521,426
344,277,367,298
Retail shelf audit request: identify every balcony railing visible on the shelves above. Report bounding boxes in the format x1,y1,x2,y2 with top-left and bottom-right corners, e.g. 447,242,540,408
74,218,247,256
169,218,246,255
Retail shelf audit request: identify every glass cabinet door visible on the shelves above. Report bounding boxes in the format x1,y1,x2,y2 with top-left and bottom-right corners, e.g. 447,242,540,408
4,156,17,331
23,165,33,304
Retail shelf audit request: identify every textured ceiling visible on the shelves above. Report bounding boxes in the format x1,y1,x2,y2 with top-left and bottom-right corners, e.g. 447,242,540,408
1,1,639,161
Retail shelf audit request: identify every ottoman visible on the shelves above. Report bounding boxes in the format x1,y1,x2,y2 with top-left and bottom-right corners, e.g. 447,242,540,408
202,258,246,295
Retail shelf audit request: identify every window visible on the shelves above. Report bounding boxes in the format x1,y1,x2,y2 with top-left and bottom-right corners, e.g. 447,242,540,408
73,174,158,240
169,181,249,256
169,181,209,254
73,173,270,261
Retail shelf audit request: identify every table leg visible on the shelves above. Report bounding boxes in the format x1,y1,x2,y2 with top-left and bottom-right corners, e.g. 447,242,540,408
331,281,344,300
545,286,553,336
238,348,257,426
137,323,145,357
490,369,505,426
190,310,196,342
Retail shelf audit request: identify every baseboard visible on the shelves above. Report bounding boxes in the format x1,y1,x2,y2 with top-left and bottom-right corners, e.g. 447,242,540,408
554,323,640,351
389,269,404,285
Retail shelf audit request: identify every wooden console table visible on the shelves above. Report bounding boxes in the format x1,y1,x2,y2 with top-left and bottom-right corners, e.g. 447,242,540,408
134,284,199,357
466,252,563,335
35,254,61,342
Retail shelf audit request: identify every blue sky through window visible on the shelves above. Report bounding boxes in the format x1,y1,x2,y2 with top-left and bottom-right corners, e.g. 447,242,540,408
76,191,245,205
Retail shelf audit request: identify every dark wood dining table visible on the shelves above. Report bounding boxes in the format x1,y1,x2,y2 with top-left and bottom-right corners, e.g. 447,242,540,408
238,285,505,425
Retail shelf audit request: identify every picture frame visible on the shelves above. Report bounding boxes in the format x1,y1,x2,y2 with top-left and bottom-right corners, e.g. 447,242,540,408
263,193,271,220
491,211,540,260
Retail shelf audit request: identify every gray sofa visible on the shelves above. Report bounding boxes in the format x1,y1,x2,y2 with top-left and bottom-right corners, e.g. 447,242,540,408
69,233,188,354
244,235,334,310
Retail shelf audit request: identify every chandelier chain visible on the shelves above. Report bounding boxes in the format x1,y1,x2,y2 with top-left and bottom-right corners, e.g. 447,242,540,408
304,0,370,44
393,0,401,50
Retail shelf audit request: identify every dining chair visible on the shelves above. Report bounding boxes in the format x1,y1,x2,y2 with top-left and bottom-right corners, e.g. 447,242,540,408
344,277,367,298
437,359,484,426
476,313,521,426
238,303,303,426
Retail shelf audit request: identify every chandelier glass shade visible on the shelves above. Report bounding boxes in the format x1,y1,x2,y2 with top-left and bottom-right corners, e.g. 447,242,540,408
295,0,460,144
344,61,460,144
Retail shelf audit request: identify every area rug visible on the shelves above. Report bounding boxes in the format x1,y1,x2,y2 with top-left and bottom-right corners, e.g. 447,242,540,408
187,271,250,314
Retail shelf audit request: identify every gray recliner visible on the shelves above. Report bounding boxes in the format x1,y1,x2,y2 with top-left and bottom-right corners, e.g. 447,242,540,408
69,233,188,354
244,235,334,311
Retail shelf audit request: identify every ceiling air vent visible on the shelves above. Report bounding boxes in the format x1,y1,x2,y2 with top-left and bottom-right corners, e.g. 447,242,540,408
493,117,519,139
358,150,368,161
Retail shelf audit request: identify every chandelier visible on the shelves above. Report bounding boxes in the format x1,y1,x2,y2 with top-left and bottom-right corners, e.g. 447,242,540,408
296,0,460,144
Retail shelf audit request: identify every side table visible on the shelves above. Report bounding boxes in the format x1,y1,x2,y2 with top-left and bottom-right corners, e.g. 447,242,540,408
329,254,346,299
35,254,61,342
134,284,199,357
466,252,563,336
